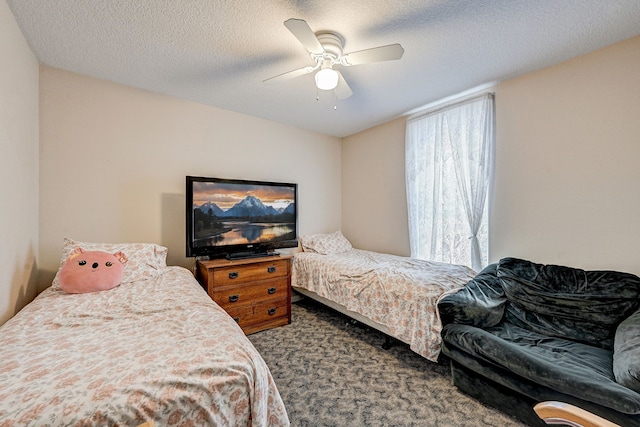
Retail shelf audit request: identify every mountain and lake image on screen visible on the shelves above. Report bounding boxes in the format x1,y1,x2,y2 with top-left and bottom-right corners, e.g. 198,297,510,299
191,181,296,248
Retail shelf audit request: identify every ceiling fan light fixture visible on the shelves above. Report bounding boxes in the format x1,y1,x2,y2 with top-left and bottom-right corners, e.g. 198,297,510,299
315,67,339,91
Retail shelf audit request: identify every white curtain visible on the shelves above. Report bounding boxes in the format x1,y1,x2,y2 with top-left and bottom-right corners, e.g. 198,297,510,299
405,93,495,271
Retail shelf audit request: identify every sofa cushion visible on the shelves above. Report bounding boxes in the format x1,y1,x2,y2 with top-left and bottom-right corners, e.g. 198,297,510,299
442,323,640,415
614,308,640,393
497,258,640,350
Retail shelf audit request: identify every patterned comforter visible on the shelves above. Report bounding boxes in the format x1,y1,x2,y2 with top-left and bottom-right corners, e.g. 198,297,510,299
0,266,289,427
293,249,476,362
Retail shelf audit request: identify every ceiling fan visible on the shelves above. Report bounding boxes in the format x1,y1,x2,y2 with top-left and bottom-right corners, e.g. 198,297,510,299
264,18,404,100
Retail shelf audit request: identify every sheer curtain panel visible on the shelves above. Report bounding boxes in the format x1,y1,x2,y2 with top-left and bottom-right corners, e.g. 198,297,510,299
405,93,495,271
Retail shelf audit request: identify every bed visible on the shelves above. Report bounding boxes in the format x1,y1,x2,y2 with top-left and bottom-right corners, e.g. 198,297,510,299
293,232,476,362
0,239,289,427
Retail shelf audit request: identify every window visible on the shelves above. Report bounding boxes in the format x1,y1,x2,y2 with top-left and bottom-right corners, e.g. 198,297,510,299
405,93,495,271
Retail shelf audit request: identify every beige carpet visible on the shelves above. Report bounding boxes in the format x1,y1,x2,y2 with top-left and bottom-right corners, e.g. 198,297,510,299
248,299,528,427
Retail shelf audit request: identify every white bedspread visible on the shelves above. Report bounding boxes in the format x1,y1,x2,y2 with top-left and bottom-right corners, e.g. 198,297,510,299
0,266,289,427
293,249,476,362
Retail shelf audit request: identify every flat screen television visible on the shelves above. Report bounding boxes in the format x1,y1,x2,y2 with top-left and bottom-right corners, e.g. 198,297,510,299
186,176,298,259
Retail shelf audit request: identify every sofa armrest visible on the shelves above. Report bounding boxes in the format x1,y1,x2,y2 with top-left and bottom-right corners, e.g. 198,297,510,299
613,307,640,393
438,263,506,328
534,401,621,427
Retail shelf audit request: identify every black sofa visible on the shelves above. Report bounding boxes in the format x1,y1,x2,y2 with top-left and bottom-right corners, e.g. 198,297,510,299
438,258,640,426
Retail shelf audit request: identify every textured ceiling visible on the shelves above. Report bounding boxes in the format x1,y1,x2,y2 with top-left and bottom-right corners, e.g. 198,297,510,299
7,0,640,137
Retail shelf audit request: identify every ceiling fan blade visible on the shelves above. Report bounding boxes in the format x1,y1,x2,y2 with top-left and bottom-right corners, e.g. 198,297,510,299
341,43,404,66
334,71,353,100
284,18,324,55
263,66,315,84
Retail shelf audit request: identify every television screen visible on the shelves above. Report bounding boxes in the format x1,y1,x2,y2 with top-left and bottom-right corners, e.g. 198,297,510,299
186,176,298,259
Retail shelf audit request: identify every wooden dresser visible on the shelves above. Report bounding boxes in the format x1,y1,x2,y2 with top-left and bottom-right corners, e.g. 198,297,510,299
195,255,292,334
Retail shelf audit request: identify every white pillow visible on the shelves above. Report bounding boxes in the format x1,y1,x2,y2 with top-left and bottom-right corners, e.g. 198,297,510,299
299,231,353,255
52,238,168,288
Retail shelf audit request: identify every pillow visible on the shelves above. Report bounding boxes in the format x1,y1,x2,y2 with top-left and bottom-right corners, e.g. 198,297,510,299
52,238,168,288
614,308,640,393
299,231,352,255
58,248,128,294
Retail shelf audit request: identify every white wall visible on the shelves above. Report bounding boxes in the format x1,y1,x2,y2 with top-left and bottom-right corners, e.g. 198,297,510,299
491,35,640,274
343,35,640,276
342,117,410,256
0,0,40,325
39,67,342,286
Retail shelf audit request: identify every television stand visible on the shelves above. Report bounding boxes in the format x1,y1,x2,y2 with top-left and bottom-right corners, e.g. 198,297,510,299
225,251,279,260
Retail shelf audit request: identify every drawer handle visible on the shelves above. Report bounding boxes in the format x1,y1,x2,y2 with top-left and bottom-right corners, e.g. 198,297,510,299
267,287,277,294
267,266,277,273
228,272,239,279
267,308,277,316
229,294,239,303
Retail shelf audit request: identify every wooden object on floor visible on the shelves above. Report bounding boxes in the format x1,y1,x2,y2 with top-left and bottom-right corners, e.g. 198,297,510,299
534,401,621,427
196,255,292,334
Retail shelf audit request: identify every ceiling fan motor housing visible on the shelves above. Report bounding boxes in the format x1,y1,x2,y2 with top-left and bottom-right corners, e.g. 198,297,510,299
314,31,344,61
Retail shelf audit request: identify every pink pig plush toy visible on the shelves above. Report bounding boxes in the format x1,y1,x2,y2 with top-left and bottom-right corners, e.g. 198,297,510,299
58,248,128,294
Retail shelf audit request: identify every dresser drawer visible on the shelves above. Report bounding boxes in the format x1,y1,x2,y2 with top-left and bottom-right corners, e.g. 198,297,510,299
213,278,289,307
223,303,254,327
252,297,289,325
222,297,288,330
213,260,289,286
212,259,289,285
